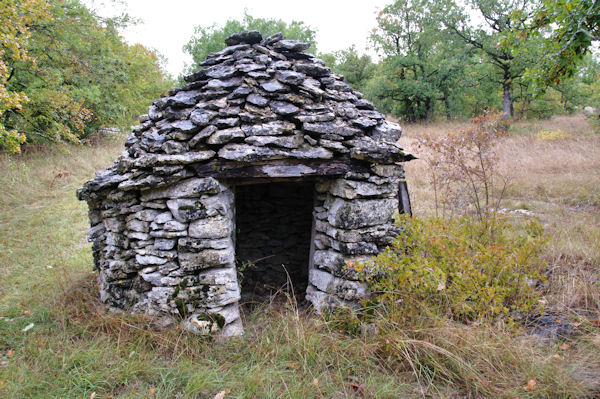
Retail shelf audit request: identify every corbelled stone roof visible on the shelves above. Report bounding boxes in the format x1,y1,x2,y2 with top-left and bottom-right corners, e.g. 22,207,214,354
78,30,413,201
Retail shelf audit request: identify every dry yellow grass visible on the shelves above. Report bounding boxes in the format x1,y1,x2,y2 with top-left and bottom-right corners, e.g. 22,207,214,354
401,113,600,316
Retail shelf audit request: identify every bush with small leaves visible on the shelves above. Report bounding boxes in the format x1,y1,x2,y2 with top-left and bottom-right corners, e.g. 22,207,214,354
365,214,547,325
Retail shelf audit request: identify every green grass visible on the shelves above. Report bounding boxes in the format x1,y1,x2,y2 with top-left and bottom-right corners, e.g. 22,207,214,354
1,123,599,398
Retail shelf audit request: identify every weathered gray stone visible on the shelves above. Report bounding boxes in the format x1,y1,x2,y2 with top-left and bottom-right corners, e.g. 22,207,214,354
319,139,348,153
236,62,266,73
189,217,232,239
270,101,300,115
166,198,217,223
162,140,187,154
143,178,224,201
218,144,284,162
166,90,203,108
149,230,188,239
178,249,235,271
294,112,335,123
327,197,397,229
371,120,403,142
189,125,217,148
126,219,149,233
247,93,269,107
154,211,173,224
273,39,310,52
104,217,125,232
154,238,176,251
289,146,334,160
141,271,163,286
295,61,330,77
308,268,368,300
163,220,187,232
136,254,168,266
132,151,215,169
303,121,361,137
260,80,287,93
190,109,217,127
241,121,295,136
221,317,244,337
214,117,239,129
178,237,232,251
352,117,378,129
244,133,303,149
225,30,263,46
128,231,151,241
207,127,245,145
276,70,305,85
182,314,221,335
330,179,395,199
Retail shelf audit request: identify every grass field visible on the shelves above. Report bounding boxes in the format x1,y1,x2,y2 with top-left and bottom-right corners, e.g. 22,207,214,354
0,115,599,398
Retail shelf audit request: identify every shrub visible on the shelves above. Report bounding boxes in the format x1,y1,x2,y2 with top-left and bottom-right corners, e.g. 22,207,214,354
365,214,547,325
416,110,509,221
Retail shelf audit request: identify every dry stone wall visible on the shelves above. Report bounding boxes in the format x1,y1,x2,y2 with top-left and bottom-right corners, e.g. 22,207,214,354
78,30,413,337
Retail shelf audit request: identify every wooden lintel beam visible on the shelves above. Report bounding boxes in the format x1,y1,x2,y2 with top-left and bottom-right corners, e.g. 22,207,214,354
191,159,370,179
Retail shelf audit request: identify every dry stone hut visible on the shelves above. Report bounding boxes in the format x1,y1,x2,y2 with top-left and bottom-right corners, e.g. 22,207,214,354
77,31,414,337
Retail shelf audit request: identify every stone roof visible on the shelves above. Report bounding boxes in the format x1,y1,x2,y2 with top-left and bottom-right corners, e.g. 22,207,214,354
78,31,413,201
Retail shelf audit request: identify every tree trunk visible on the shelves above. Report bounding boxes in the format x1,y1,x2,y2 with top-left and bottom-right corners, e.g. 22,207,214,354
425,98,433,122
502,82,513,120
443,90,451,120
405,100,416,123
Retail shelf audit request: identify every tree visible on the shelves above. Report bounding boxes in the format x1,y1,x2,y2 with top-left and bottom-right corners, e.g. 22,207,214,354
2,0,172,152
0,0,52,153
183,12,317,74
529,0,600,85
442,0,543,118
367,0,471,122
321,46,376,93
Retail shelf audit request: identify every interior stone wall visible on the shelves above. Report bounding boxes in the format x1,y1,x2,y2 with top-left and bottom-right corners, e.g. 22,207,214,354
235,181,314,301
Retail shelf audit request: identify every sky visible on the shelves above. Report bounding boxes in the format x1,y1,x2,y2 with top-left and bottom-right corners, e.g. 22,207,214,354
84,0,391,77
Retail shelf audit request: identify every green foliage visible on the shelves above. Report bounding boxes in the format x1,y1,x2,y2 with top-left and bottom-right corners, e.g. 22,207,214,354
2,0,172,152
320,46,376,93
0,0,52,153
183,12,317,75
442,0,546,118
528,0,600,85
367,214,547,324
367,0,471,122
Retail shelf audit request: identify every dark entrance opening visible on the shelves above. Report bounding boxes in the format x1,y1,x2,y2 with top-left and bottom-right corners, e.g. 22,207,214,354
235,180,314,303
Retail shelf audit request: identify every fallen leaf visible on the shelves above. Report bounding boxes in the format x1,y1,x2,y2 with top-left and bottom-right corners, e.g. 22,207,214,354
552,354,562,360
6,350,14,358
572,322,582,327
90,392,97,399
148,386,157,396
524,379,536,391
286,361,299,370
213,389,230,399
347,381,366,395
560,343,570,350
312,378,319,387
590,320,600,327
